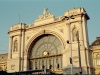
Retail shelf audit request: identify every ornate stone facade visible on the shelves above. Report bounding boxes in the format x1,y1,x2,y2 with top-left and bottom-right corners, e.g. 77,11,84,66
7,7,94,74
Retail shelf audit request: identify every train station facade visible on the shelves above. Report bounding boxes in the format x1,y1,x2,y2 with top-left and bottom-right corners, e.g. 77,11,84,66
7,7,94,74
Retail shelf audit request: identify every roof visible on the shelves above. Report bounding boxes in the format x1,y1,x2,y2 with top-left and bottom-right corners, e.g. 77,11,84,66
91,37,100,46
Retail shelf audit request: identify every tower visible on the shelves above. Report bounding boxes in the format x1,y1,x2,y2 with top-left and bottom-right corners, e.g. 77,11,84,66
62,7,92,74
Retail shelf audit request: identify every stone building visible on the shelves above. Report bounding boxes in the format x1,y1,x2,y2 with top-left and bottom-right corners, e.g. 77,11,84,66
91,37,100,74
7,7,94,74
0,53,8,71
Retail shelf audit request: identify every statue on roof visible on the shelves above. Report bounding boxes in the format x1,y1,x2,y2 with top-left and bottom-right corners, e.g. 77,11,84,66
37,8,54,20
43,8,48,17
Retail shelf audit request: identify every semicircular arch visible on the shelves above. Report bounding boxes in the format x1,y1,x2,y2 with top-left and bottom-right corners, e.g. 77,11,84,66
25,29,66,57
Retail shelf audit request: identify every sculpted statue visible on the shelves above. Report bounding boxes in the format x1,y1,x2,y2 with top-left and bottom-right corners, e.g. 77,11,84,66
72,25,78,41
14,39,18,52
37,8,54,20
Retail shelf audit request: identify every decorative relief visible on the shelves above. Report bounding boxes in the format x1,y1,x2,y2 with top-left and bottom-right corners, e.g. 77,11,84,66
11,65,15,70
26,36,30,40
73,56,79,63
59,29,63,33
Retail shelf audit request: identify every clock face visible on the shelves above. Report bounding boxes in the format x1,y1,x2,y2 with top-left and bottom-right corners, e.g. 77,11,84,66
43,51,48,55
31,35,63,58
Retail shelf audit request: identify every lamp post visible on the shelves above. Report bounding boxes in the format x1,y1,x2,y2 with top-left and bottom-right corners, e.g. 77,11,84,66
77,31,82,75
65,15,74,75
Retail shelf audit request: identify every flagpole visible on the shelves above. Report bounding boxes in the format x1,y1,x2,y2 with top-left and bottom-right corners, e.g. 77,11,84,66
72,0,75,9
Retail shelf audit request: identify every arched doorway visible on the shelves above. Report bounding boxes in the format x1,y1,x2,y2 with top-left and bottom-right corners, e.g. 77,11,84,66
28,34,64,72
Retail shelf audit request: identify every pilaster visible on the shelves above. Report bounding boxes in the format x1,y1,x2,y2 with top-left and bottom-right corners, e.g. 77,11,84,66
8,36,13,59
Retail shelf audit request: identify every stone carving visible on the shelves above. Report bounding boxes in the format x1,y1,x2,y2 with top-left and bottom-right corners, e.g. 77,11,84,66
73,56,79,63
72,25,78,41
59,29,63,33
37,8,54,20
11,65,15,70
26,36,30,40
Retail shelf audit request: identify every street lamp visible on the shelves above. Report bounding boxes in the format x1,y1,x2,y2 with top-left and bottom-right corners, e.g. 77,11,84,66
64,15,74,75
64,14,82,75
77,31,82,75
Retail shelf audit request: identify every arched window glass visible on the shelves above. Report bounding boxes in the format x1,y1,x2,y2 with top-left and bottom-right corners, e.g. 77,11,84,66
14,39,18,52
29,35,64,72
96,54,100,65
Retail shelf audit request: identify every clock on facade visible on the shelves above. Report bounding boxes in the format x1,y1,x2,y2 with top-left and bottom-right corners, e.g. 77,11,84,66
43,51,48,56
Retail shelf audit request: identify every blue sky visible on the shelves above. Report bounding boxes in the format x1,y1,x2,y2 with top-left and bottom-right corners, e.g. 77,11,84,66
0,0,100,54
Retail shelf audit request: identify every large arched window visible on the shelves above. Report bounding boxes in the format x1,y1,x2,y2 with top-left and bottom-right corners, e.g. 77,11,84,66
29,34,64,71
96,54,100,65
